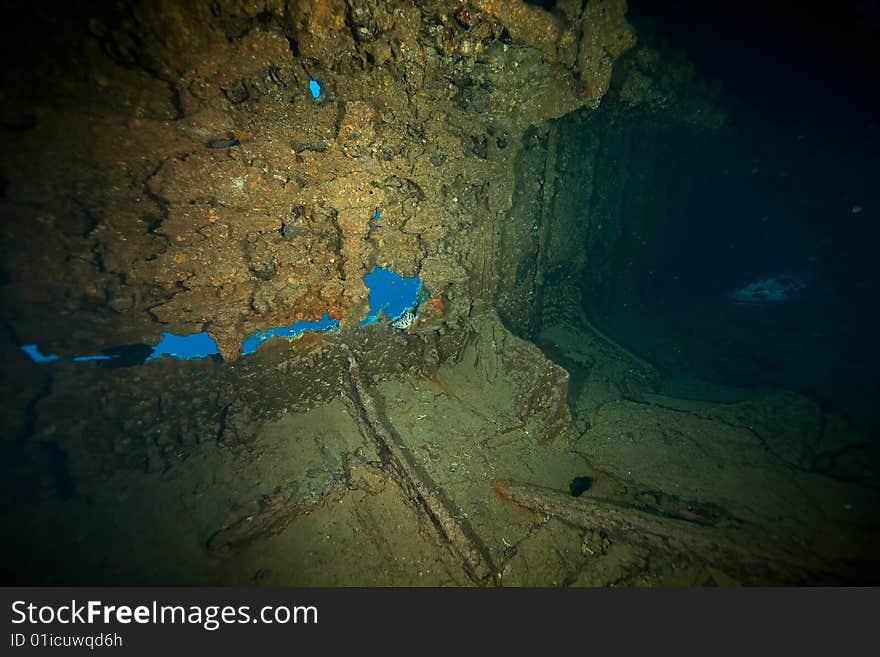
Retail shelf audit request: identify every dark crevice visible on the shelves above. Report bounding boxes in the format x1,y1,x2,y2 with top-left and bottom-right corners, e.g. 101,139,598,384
20,374,54,445
168,83,185,120
142,163,172,249
285,35,300,58
69,196,100,239
145,302,171,325
216,401,233,444
523,0,558,11
41,441,76,500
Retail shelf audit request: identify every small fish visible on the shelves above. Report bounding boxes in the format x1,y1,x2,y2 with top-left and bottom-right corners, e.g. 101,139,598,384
207,138,241,149
676,509,709,524
730,272,808,304
391,309,416,330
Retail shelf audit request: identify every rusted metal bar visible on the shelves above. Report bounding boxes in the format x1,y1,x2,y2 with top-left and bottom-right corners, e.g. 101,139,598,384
494,478,839,583
344,348,496,585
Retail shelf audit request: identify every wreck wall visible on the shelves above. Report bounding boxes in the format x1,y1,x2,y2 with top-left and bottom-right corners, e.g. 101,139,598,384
495,36,727,336
1,0,635,361
0,0,640,485
0,0,726,497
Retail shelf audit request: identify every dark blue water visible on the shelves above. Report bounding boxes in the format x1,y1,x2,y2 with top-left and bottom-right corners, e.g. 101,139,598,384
599,0,880,427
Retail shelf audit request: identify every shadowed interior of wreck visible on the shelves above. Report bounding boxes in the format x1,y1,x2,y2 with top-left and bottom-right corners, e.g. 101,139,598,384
1,0,878,586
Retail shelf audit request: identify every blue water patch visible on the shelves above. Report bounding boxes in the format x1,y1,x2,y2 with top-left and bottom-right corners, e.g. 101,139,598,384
72,354,112,362
360,266,421,325
241,312,339,356
20,344,59,363
308,79,321,99
148,331,219,360
20,269,420,365
373,209,381,221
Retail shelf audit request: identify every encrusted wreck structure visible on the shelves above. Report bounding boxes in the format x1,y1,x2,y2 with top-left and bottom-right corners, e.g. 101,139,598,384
2,1,875,586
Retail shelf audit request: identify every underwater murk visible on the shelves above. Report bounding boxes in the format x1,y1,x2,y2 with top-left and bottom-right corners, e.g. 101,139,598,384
0,0,878,587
